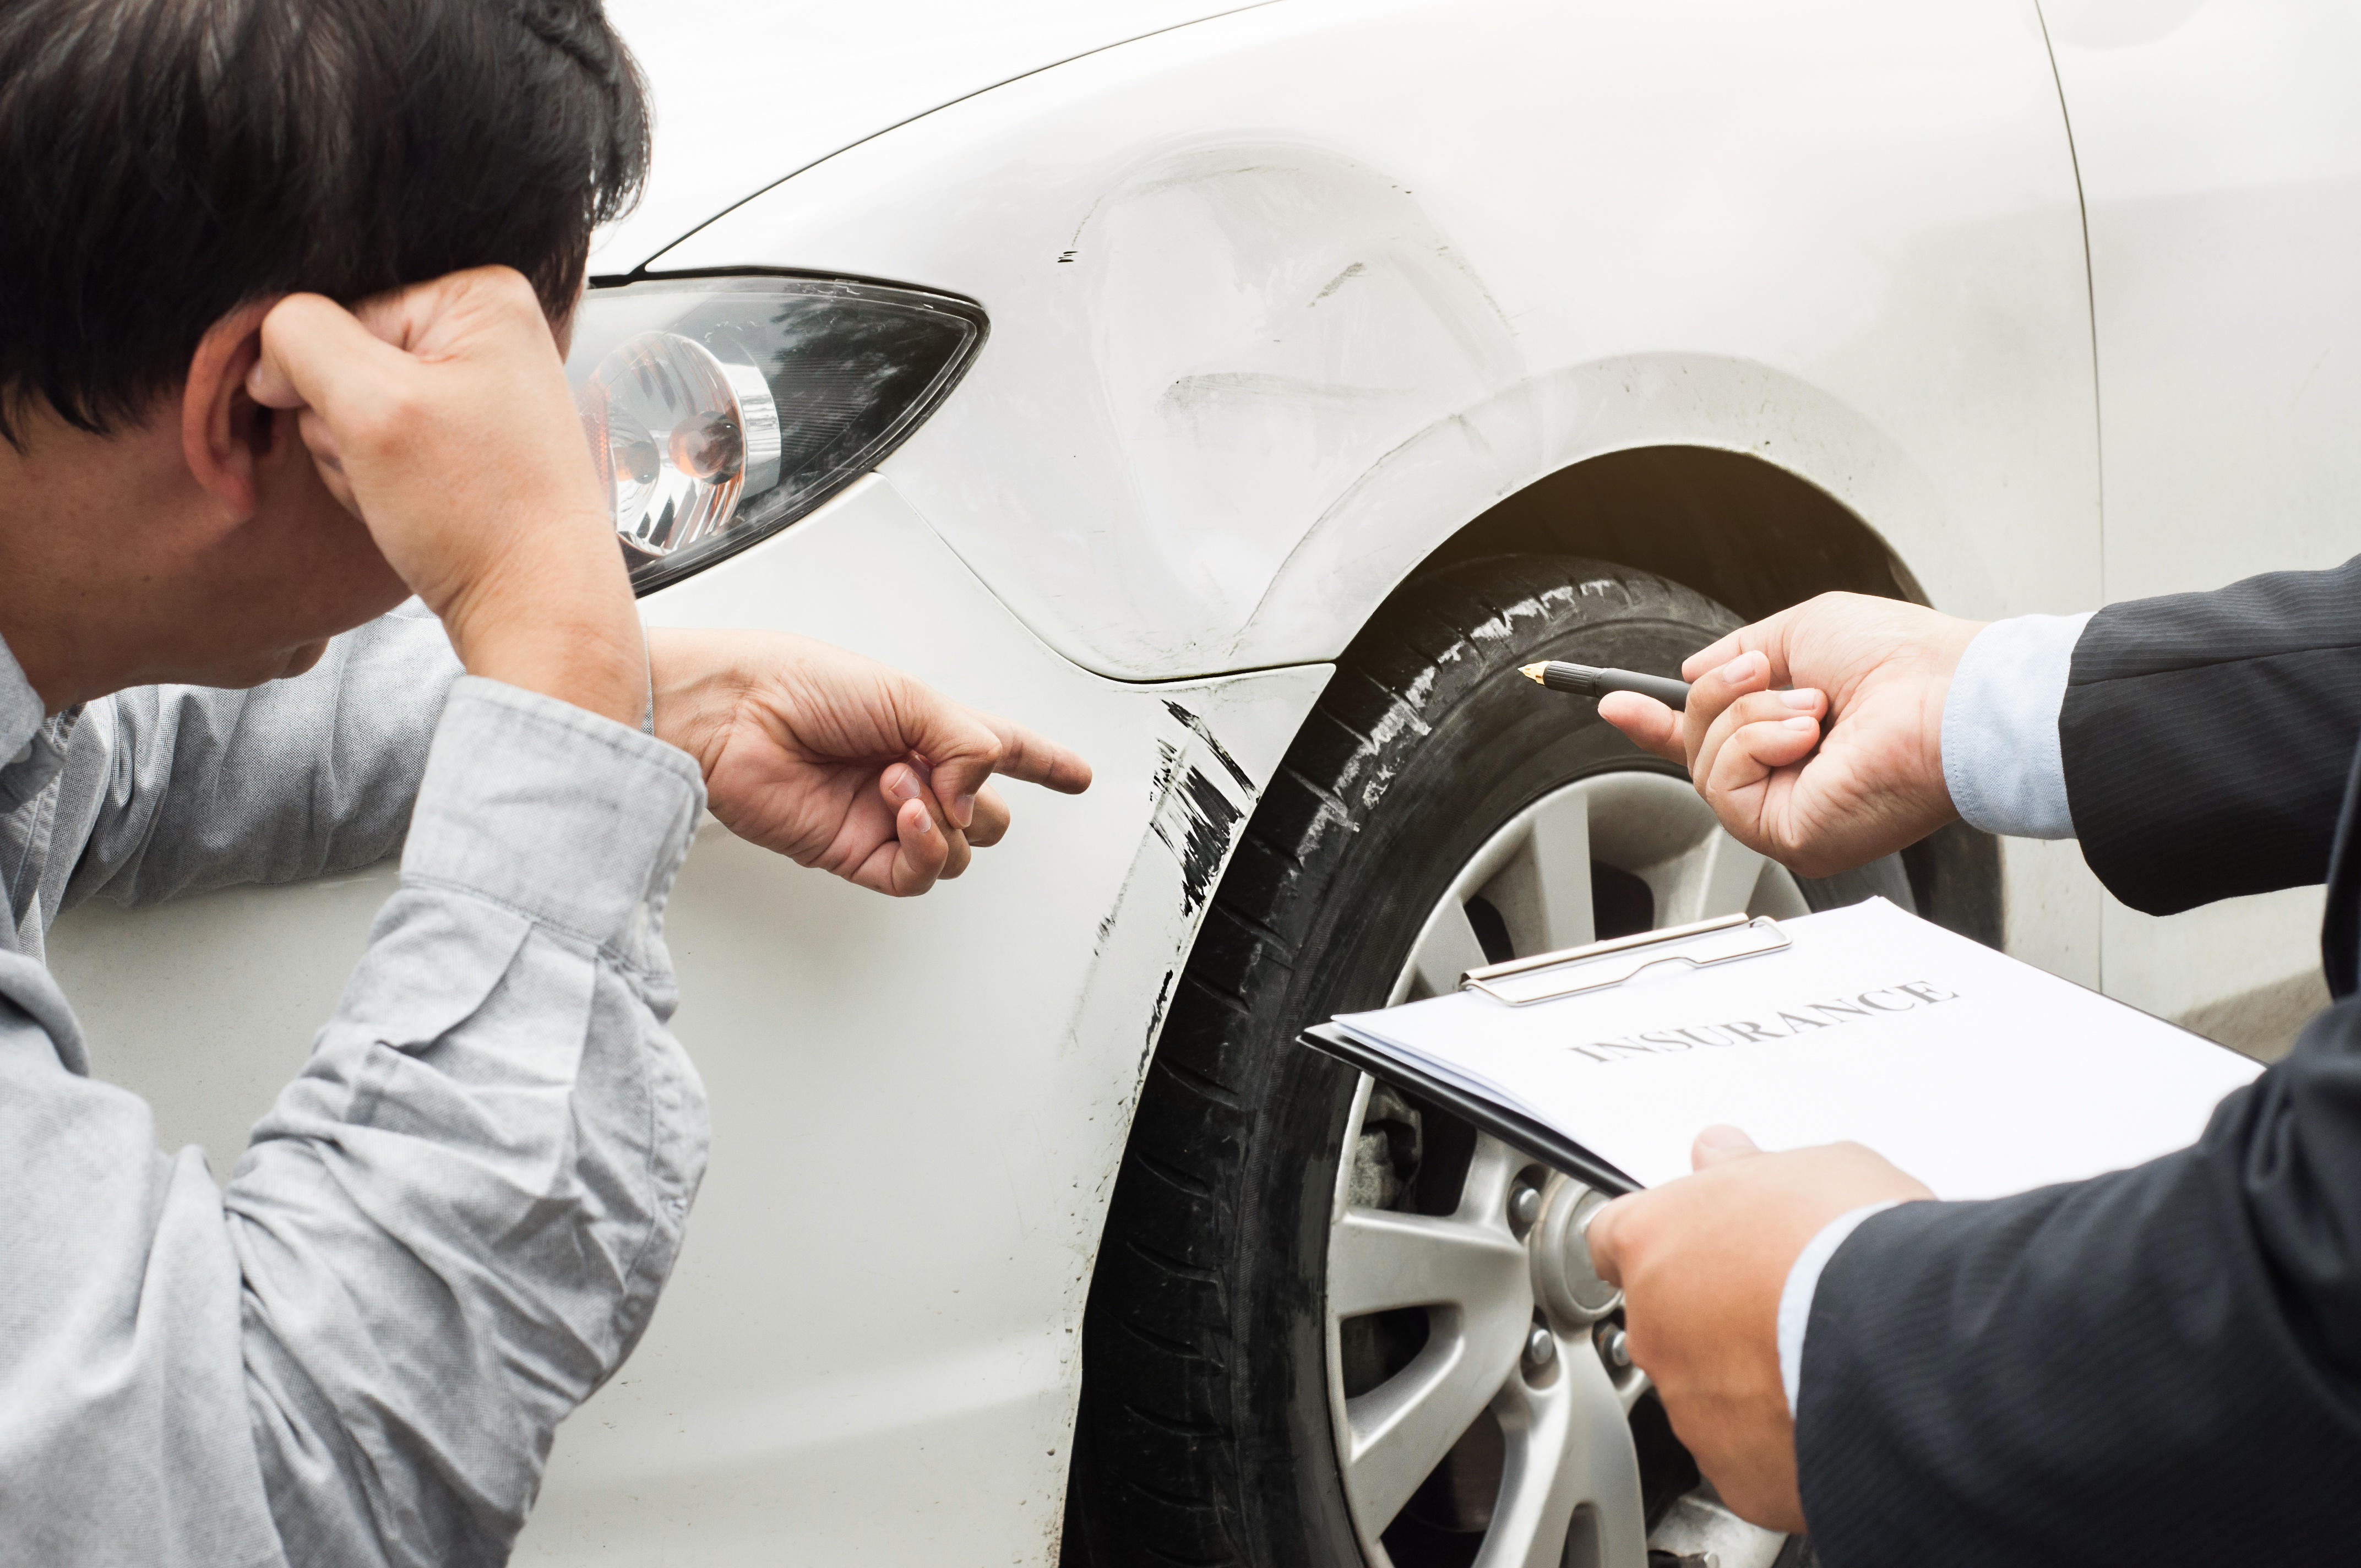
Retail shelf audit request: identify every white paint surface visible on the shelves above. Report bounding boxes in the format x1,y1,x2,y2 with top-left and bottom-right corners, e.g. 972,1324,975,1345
2037,0,2358,1011
2046,0,2361,597
589,0,1265,271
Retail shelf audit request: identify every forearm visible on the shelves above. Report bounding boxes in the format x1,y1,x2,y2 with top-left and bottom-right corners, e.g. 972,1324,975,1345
1940,556,2361,913
0,678,708,1566
222,678,707,1564
1796,995,2361,1565
2060,556,2361,912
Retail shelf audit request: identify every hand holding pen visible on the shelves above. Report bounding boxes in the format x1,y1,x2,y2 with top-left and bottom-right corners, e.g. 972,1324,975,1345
1568,593,1984,878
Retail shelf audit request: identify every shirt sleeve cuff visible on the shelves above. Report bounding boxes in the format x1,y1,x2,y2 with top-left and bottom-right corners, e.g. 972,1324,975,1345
401,676,707,957
1778,1200,1901,1417
1939,611,2092,840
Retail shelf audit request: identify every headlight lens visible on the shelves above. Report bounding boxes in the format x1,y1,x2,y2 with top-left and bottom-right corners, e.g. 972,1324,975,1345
567,275,986,592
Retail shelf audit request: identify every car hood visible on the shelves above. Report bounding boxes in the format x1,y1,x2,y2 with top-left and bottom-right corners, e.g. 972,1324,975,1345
594,0,1266,274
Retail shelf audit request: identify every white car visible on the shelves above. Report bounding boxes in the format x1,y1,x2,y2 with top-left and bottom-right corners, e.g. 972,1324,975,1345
57,2,2359,1564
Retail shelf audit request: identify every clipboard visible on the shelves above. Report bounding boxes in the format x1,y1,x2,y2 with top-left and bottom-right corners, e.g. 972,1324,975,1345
1298,917,1786,1194
1458,912,1790,1005
1299,897,2264,1201
1301,1019,1641,1194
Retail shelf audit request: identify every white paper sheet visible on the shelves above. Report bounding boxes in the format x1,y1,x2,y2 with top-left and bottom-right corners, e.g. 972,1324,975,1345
1333,898,2262,1196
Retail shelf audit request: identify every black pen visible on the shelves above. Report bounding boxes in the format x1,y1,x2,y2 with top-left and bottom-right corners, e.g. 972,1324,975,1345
1519,661,1690,711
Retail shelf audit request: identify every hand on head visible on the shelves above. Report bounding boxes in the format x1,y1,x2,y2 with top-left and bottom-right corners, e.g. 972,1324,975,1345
1584,1128,1933,1533
248,268,649,726
1597,594,1984,878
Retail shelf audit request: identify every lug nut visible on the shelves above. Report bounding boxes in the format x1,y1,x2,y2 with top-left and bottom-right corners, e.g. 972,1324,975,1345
1524,1325,1557,1367
1597,1324,1631,1369
1508,1184,1542,1228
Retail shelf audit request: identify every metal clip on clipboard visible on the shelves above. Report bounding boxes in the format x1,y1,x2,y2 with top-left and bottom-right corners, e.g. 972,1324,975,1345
1459,912,1791,1006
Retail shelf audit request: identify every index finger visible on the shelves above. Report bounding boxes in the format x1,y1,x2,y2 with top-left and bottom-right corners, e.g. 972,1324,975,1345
920,706,1091,823
976,715,1093,796
1679,603,1804,686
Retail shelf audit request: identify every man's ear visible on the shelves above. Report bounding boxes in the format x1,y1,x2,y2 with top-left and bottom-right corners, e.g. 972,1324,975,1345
179,299,282,517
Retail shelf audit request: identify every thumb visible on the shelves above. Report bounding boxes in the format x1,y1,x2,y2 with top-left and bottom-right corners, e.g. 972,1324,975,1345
1584,1194,1632,1287
248,292,410,421
1692,1124,1763,1169
1597,691,1685,764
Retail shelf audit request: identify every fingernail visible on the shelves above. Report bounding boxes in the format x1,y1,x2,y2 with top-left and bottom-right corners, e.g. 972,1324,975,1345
1696,1124,1755,1153
1718,653,1756,683
951,791,976,828
886,766,921,802
1780,688,1819,709
1783,716,1817,732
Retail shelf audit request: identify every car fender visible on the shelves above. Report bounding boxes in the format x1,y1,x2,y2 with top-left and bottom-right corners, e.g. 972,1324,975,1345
646,0,2102,681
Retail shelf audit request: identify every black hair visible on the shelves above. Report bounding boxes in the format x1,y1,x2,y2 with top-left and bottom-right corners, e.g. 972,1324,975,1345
0,0,650,446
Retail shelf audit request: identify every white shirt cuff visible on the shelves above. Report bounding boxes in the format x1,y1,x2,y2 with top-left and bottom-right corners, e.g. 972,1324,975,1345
1777,1200,1901,1417
1939,612,2092,839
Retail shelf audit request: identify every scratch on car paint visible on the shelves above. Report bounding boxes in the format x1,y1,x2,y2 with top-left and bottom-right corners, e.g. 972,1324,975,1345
1161,700,1254,794
1150,739,1244,917
1427,239,1517,337
1313,260,1365,301
1139,968,1177,1078
1145,704,1259,918
1157,371,1404,422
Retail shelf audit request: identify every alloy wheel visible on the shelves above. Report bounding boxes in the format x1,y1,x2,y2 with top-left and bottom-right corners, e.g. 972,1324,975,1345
1326,770,1803,1568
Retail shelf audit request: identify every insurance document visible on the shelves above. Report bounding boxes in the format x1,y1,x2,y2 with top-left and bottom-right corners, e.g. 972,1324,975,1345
1331,898,2261,1196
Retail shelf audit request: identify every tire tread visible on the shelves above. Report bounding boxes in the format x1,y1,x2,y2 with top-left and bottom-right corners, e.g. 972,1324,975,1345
1075,557,1734,1568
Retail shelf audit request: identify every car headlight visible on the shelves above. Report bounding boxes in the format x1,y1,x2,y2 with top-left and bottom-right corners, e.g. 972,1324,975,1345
567,275,986,593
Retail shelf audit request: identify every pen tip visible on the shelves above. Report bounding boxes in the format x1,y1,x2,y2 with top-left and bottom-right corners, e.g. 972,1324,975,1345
1519,663,1546,683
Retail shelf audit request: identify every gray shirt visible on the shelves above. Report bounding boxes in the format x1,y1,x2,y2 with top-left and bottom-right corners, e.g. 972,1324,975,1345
0,612,711,1566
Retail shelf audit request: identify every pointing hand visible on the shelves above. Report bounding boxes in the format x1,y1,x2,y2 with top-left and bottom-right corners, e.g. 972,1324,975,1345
648,628,1092,897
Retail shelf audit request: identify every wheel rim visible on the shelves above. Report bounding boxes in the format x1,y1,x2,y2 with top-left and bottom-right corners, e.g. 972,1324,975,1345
1325,770,1805,1568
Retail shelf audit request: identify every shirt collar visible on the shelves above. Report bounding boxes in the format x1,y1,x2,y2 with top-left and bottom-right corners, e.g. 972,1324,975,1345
0,634,73,814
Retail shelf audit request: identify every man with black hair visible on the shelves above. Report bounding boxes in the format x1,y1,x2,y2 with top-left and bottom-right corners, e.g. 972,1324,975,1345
0,2,1088,1564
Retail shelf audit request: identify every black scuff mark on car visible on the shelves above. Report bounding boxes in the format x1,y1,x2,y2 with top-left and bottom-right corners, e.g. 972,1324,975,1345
1161,700,1254,794
1057,250,1077,263
1148,704,1258,918
1139,968,1177,1078
1150,741,1243,917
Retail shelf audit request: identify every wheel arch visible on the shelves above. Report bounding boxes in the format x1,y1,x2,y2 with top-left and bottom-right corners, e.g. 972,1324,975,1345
1283,441,2003,949
1408,443,1925,623
1379,446,1993,949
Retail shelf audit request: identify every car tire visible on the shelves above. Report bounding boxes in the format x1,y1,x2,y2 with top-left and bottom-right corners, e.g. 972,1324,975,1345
1069,556,1908,1567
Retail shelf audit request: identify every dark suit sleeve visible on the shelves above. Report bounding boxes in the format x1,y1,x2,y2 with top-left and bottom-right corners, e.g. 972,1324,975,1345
2061,554,2361,914
1795,994,2361,1566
